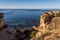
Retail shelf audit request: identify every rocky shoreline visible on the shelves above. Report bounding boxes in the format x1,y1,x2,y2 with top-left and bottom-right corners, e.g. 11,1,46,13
0,12,32,40
0,11,60,40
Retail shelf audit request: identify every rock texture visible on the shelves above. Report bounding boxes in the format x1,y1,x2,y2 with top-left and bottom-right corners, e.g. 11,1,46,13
0,13,5,28
30,11,60,40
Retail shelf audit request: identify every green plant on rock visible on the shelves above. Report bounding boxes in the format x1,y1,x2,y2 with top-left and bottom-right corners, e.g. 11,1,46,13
38,34,45,40
44,32,51,36
38,32,51,40
29,30,38,39
56,13,60,17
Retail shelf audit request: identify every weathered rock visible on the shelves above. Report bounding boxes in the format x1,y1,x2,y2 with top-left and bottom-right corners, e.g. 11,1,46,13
30,11,60,40
23,30,32,40
0,13,5,29
15,29,23,40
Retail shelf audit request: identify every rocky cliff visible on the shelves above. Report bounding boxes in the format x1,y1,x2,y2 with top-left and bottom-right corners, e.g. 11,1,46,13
1,11,60,40
30,11,60,40
0,13,5,29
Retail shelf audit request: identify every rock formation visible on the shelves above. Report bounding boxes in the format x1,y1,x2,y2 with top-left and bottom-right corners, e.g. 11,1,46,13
1,11,60,40
30,11,60,40
0,13,5,29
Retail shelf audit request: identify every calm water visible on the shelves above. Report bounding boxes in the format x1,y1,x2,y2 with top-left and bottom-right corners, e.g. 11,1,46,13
0,9,52,28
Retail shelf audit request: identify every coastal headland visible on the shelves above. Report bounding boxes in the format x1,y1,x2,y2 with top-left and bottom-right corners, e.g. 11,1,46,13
0,10,60,40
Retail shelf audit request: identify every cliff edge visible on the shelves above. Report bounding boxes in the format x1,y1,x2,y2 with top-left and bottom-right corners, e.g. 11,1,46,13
30,11,60,40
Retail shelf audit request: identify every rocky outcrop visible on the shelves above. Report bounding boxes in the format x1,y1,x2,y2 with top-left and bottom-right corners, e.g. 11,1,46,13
30,11,60,40
0,13,5,29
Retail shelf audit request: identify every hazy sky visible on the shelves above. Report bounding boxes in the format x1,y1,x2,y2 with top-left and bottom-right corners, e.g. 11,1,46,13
0,0,60,9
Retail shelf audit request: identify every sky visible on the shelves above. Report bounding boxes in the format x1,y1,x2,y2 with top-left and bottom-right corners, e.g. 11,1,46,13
0,0,60,9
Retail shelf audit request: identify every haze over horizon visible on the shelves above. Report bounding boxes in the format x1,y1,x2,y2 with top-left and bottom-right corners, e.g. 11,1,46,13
0,0,60,9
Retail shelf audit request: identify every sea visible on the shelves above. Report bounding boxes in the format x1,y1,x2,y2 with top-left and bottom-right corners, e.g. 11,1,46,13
0,9,58,29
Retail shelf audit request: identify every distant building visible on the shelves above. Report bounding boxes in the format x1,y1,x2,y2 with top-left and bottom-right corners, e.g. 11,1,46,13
0,13,5,28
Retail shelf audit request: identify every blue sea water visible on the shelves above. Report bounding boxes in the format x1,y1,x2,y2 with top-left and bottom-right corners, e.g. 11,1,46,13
0,9,53,28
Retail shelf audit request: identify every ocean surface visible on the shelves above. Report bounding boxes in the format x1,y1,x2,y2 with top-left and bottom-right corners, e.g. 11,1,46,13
0,9,55,29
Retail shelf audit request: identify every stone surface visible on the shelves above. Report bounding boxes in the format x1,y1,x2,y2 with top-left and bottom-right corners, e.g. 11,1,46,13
0,13,5,29
31,11,60,40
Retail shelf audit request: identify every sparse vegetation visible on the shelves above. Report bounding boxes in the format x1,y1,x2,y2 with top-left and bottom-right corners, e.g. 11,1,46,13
44,32,51,36
37,32,51,40
56,13,60,17
29,30,38,39
38,34,45,40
